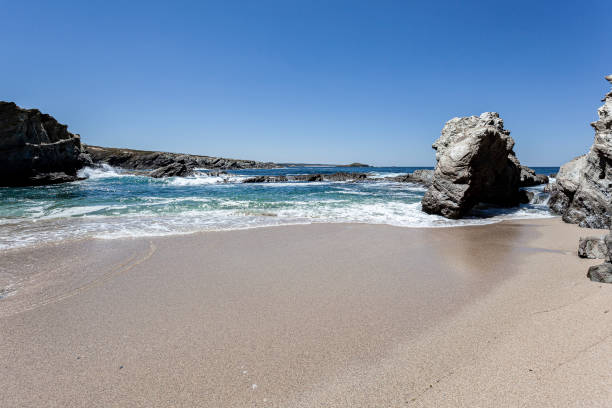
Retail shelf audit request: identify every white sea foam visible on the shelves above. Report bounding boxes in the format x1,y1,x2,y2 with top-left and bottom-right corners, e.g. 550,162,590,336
166,174,247,186
367,172,408,179
0,199,553,250
78,164,128,179
0,166,556,250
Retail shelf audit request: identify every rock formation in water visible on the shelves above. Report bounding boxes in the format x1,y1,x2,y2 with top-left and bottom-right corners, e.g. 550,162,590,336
242,172,369,183
149,162,194,178
0,102,92,186
548,75,612,228
243,175,289,183
339,162,370,167
519,165,549,187
85,145,275,171
384,169,434,185
421,112,526,219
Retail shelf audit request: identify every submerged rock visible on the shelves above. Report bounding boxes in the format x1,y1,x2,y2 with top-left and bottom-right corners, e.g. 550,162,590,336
549,75,612,228
578,236,608,259
421,112,524,219
0,101,91,186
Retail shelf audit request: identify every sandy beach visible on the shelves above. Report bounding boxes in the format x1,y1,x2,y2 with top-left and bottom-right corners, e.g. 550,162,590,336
1,218,611,407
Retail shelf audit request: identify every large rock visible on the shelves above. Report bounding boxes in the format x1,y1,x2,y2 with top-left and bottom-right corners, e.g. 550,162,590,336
421,112,523,218
585,231,612,283
519,165,549,186
0,101,91,186
549,75,612,228
578,236,607,259
149,162,194,178
587,263,612,283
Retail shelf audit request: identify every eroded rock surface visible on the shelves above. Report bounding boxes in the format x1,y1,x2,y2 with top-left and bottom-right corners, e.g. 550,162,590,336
549,75,612,228
587,263,612,283
242,172,368,183
149,162,194,178
421,112,524,218
519,165,549,187
0,101,91,186
578,236,607,259
85,145,275,171
585,231,612,283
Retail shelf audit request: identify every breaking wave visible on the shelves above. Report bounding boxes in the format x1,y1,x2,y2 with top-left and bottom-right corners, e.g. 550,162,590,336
0,165,557,250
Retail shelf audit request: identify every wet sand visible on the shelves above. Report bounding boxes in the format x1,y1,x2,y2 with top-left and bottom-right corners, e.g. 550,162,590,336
1,219,610,407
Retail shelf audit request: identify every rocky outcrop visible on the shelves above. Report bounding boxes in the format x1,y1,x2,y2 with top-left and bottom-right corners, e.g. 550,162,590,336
549,75,612,228
385,169,434,185
0,102,91,186
149,162,194,178
586,231,612,283
243,175,289,183
241,170,436,185
242,172,368,183
410,169,434,185
587,263,612,283
339,162,370,167
294,172,368,182
421,112,524,219
519,165,549,186
578,236,607,259
85,145,276,171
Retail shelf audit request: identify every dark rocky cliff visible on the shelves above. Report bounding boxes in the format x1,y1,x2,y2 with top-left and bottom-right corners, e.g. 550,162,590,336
0,102,91,186
0,100,277,185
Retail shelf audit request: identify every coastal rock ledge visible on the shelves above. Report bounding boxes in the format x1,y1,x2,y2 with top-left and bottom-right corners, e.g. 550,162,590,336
549,75,612,228
0,101,91,186
421,112,525,219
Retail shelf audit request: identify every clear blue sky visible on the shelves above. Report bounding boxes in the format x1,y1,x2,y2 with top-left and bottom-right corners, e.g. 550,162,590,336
2,0,610,166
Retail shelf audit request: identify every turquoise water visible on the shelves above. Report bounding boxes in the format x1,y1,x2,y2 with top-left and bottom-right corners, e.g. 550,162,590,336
0,166,558,250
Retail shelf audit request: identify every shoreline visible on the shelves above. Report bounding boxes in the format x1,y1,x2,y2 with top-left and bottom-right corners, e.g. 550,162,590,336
1,219,610,406
0,210,555,253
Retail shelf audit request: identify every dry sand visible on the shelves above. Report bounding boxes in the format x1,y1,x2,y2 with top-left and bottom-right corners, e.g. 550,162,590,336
0,218,610,407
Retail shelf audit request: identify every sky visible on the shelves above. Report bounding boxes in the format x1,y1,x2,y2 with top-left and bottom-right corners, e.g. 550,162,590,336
1,0,610,166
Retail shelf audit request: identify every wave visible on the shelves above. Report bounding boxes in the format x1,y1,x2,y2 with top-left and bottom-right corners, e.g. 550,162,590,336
77,164,129,179
0,165,556,250
0,199,553,250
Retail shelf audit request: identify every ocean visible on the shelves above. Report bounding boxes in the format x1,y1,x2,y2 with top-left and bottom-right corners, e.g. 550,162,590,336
0,166,559,250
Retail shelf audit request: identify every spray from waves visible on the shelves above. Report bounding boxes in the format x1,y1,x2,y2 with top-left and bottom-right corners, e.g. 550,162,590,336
77,164,128,179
